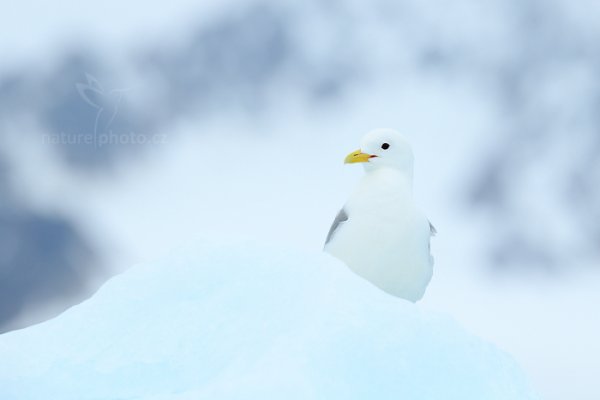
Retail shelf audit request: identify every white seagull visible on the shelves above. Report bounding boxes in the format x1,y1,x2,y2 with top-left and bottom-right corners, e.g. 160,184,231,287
324,129,435,302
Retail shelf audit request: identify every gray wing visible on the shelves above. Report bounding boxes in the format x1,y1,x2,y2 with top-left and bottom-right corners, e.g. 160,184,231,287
325,208,348,245
428,220,436,266
429,220,437,236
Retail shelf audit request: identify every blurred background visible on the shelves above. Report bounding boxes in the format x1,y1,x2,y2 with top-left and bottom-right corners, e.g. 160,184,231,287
1,0,599,398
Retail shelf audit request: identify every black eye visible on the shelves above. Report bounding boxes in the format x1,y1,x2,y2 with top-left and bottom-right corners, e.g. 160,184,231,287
381,143,390,150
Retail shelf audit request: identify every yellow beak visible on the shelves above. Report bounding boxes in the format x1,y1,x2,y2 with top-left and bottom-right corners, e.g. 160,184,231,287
344,149,374,164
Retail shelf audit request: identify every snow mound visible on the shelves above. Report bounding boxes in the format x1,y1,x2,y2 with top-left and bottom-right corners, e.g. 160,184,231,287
0,242,536,399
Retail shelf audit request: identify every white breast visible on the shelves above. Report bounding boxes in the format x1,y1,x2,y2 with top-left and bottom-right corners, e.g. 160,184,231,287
325,168,433,302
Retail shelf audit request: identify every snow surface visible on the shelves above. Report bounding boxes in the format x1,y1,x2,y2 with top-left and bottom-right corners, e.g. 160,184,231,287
0,241,536,400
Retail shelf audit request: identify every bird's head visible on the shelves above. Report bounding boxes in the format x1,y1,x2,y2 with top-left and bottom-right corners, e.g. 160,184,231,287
344,129,414,174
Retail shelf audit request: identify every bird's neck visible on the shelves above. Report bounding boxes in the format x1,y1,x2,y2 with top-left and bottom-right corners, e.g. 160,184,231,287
366,167,413,193
349,167,414,212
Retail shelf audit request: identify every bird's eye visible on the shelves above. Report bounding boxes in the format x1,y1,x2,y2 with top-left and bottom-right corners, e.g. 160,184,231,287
381,143,390,150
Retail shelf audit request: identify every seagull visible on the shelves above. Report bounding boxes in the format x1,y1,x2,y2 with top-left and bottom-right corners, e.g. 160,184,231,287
324,129,435,302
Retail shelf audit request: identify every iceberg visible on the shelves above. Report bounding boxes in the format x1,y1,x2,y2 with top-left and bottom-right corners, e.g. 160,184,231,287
0,242,537,399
